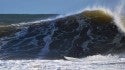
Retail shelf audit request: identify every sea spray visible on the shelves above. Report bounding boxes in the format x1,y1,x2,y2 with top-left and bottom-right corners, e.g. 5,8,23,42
113,0,125,33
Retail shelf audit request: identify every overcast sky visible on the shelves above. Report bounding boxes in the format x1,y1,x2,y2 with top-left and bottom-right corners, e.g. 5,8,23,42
0,0,123,14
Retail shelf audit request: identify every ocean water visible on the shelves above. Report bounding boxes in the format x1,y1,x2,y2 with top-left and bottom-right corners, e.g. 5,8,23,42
0,0,125,70
0,14,58,25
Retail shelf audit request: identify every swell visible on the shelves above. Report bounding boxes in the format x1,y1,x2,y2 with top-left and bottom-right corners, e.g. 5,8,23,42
0,8,125,60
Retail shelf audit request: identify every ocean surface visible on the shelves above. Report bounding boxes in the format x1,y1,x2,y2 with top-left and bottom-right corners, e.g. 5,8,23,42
0,0,125,70
0,14,58,25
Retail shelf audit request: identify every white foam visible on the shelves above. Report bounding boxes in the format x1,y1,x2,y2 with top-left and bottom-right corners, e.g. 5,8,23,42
0,54,125,70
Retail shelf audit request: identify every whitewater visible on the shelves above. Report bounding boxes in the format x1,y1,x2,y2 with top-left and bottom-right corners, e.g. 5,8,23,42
0,55,125,70
0,0,125,70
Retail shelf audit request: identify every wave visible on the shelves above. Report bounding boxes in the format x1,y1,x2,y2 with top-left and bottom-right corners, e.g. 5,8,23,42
0,6,125,59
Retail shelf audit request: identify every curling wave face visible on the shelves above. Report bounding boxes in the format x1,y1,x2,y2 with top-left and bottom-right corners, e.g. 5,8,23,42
0,9,124,59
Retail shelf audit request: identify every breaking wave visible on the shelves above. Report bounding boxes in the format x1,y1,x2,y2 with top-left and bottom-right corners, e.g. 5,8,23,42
0,3,125,60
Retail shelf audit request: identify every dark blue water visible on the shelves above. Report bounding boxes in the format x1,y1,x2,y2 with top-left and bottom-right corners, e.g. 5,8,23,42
0,14,58,25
